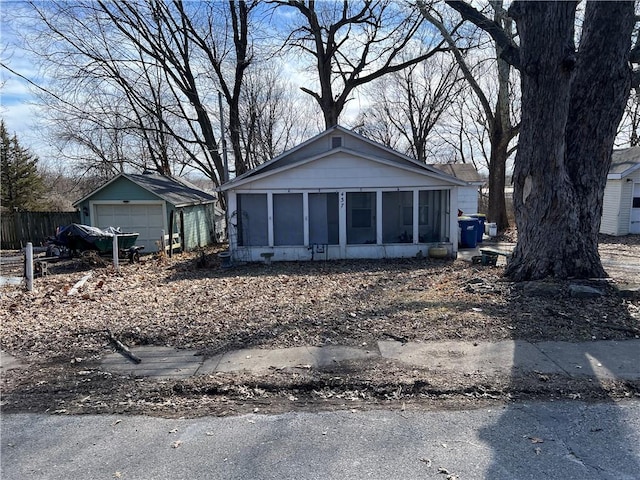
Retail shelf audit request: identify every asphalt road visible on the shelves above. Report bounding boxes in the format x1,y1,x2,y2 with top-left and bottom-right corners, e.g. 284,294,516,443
2,400,639,480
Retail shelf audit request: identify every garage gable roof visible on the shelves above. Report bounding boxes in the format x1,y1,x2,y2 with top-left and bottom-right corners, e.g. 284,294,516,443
220,125,467,191
74,173,217,208
608,147,640,179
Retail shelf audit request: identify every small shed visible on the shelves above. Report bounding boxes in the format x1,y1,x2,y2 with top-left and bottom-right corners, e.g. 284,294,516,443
600,147,640,236
74,172,225,252
219,125,475,262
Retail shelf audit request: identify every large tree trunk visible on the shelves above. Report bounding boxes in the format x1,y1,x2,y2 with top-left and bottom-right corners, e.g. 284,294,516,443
487,3,514,232
563,1,634,277
487,128,509,231
506,1,633,281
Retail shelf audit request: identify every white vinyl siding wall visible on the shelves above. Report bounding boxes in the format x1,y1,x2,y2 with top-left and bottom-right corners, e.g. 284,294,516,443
600,180,623,235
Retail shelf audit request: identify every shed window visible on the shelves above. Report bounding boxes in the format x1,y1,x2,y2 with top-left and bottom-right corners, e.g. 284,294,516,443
331,136,343,148
309,193,339,245
383,191,413,243
347,192,376,244
237,194,268,246
273,193,304,246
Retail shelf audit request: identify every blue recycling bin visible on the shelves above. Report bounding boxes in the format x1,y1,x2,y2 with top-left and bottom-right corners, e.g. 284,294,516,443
458,217,478,248
469,214,486,243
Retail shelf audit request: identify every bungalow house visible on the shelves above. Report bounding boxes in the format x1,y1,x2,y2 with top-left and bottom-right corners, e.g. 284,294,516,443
219,125,477,262
74,172,225,252
600,147,640,236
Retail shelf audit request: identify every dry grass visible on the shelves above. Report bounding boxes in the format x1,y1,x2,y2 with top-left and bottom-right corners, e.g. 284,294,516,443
1,240,638,416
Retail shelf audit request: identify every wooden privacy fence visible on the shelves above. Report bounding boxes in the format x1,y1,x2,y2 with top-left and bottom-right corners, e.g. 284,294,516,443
1,211,80,249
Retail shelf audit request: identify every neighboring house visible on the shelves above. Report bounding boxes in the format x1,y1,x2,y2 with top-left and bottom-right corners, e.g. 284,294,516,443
430,163,484,215
219,125,477,262
74,172,225,252
600,147,640,236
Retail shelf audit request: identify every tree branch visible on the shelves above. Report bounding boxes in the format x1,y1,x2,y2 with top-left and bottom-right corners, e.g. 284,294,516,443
445,0,520,69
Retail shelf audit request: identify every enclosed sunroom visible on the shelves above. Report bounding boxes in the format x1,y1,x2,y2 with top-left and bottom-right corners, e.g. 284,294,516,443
220,126,469,262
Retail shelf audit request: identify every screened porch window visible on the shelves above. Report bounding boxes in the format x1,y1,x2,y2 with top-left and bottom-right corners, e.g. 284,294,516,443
273,193,304,246
309,193,339,245
347,192,376,244
237,194,268,246
418,190,449,242
382,191,413,243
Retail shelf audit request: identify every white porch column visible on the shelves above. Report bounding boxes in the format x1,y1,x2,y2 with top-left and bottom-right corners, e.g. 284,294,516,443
449,188,459,252
413,189,419,244
267,192,274,246
376,190,383,245
339,191,347,256
303,192,309,246
227,192,238,252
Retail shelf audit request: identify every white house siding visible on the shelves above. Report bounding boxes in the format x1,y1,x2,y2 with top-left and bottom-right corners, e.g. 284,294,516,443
457,186,480,216
240,154,455,191
628,169,640,234
618,177,634,235
601,168,640,236
600,180,623,235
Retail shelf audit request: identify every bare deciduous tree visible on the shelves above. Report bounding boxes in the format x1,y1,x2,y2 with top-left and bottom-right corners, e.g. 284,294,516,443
355,52,464,163
240,64,318,169
420,1,519,232
21,0,262,194
274,0,451,128
447,0,637,281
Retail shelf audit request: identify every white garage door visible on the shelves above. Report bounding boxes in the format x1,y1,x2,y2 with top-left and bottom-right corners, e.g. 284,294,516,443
94,203,165,252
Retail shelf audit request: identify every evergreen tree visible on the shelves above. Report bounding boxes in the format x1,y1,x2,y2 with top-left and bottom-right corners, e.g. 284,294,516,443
1,120,45,211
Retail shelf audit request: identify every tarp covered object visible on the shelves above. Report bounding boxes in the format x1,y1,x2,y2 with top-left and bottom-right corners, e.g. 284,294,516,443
49,224,137,252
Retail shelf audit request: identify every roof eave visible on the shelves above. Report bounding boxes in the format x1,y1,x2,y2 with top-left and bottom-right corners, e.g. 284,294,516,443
221,147,468,190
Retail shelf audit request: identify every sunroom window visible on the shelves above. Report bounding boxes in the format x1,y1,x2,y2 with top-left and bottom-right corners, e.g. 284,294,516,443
382,191,413,243
273,193,304,246
347,192,376,244
237,194,268,246
309,193,339,245
418,190,449,242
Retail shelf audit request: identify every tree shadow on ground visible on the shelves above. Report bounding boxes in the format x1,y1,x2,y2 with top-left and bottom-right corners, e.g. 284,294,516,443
479,279,640,478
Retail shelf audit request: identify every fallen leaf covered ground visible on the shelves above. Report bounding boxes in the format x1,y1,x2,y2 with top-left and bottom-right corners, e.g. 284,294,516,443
1,234,639,416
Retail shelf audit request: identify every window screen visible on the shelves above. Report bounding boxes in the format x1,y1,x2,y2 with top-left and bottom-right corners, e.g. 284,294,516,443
418,190,449,242
347,192,376,244
309,193,339,245
273,193,304,245
382,191,413,243
237,194,268,246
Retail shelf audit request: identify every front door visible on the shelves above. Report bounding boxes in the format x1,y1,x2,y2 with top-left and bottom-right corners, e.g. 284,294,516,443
630,183,640,234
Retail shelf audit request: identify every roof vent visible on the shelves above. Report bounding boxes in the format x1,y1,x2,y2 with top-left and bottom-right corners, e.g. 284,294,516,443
331,136,342,148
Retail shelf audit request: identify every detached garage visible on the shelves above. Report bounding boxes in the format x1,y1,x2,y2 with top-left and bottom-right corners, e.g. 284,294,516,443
73,172,225,252
600,147,640,236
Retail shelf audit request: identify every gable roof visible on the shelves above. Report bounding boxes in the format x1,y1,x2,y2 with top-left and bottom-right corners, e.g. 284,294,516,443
429,163,484,184
74,172,218,208
608,147,640,179
220,125,468,191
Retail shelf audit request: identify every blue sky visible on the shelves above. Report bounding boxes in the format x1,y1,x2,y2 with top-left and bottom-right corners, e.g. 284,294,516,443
1,1,52,161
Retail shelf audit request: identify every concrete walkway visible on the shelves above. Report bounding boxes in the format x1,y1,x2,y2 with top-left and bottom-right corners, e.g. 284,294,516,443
3,339,638,381
88,339,640,381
